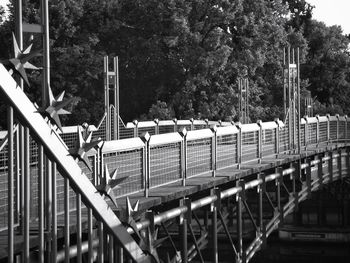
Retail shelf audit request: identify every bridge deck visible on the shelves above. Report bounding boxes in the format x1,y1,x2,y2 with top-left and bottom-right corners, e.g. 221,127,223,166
0,142,344,258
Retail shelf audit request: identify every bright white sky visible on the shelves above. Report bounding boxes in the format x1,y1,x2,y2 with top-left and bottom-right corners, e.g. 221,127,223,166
1,0,349,35
307,0,350,35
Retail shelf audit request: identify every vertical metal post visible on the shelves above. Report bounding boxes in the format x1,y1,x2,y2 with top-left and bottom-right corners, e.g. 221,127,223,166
257,173,266,247
190,118,194,131
98,223,104,263
345,115,348,140
38,145,44,263
7,106,14,263
51,162,57,263
104,56,110,141
237,181,244,262
45,158,52,261
297,48,301,153
306,158,312,197
42,0,50,106
304,117,308,149
276,167,283,226
326,114,330,143
316,115,320,145
287,47,292,150
237,123,242,168
114,56,120,140
246,79,249,123
275,119,280,155
211,126,217,176
338,149,342,179
328,152,333,183
318,153,324,188
154,119,159,135
88,208,94,263
179,198,189,263
142,133,151,197
257,120,262,162
133,120,138,138
24,127,30,263
173,118,178,132
293,161,301,222
211,188,220,263
239,78,242,123
283,48,287,117
64,177,70,263
292,48,296,151
180,129,187,186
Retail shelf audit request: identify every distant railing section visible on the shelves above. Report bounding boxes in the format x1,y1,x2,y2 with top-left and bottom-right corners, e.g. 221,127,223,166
97,114,350,198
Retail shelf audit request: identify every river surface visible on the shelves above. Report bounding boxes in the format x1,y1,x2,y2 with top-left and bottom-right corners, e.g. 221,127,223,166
250,240,350,263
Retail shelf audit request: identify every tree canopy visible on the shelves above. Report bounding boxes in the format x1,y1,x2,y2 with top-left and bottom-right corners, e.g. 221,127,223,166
0,0,349,129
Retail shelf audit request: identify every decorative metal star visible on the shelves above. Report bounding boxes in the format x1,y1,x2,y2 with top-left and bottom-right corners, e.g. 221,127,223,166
40,87,76,132
166,252,181,263
0,33,41,86
140,228,168,263
95,164,129,209
69,126,102,171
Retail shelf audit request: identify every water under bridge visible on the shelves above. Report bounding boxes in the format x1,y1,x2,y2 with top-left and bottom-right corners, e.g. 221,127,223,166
1,63,350,263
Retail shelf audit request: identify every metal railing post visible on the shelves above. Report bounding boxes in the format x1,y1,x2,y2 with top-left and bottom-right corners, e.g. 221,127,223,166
211,125,217,176
336,114,340,143
154,118,159,135
133,120,138,138
257,120,262,162
180,128,187,186
190,118,194,131
141,132,151,197
274,118,280,155
7,106,14,263
316,114,320,145
173,118,178,132
236,123,242,168
326,114,330,143
345,115,348,141
304,116,308,149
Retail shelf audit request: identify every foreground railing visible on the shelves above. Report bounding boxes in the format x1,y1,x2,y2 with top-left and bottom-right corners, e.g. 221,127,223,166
0,64,149,262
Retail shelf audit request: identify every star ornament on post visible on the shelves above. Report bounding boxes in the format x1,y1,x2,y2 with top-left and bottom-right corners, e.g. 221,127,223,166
140,228,168,263
95,164,129,209
120,197,142,238
0,33,41,86
69,126,102,171
41,86,76,132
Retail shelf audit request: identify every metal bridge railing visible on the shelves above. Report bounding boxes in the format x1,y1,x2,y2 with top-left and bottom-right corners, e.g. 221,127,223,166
0,64,148,262
98,115,349,198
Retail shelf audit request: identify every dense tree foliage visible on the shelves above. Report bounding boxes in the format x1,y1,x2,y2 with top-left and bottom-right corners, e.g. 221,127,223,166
0,0,349,128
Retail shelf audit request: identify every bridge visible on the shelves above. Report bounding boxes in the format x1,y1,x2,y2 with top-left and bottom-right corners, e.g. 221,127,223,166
1,61,350,263
1,1,350,262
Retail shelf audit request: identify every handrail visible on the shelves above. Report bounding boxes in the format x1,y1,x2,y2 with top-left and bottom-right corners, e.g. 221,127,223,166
0,64,149,262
